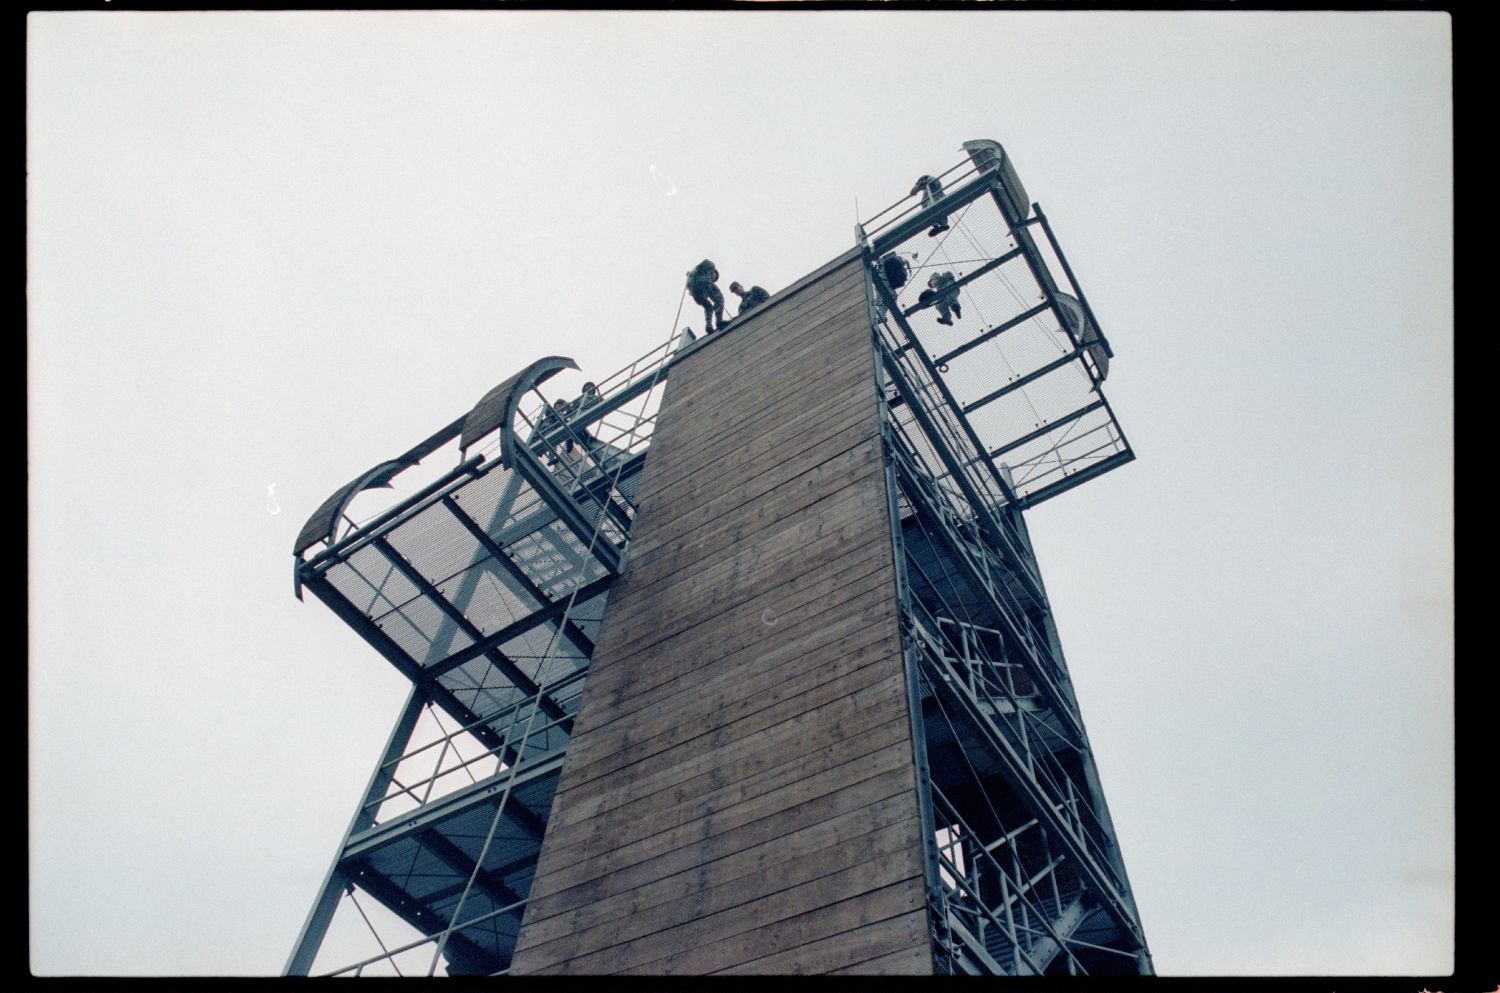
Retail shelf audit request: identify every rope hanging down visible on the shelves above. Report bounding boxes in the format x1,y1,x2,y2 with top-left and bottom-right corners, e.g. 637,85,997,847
428,286,689,976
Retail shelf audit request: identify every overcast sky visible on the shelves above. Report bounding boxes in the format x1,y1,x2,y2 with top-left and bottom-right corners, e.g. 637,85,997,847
28,9,1452,978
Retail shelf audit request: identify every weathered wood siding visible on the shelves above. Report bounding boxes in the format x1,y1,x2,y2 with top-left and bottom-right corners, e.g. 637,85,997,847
509,253,933,975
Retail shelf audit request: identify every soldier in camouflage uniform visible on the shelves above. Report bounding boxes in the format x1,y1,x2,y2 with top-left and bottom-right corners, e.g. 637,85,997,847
927,271,962,326
910,174,950,236
686,259,728,334
729,281,770,316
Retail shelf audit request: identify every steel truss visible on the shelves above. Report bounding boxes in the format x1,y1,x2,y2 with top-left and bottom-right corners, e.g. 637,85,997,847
286,341,678,976
860,144,1152,975
289,138,1149,977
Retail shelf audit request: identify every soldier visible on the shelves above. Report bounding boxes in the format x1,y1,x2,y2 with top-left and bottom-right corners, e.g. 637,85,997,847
910,174,950,236
534,398,575,464
878,253,910,291
728,281,770,316
685,259,727,334
927,271,962,326
567,385,601,460
542,391,602,463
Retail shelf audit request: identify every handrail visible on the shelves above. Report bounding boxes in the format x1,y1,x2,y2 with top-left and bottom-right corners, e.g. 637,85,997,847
928,782,1084,975
859,154,984,244
910,601,1115,863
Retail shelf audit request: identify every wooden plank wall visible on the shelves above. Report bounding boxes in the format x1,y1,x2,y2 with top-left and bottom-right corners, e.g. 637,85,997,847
508,254,934,975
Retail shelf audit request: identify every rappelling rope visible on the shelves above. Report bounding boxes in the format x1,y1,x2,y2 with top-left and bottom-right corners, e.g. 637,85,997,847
428,284,689,976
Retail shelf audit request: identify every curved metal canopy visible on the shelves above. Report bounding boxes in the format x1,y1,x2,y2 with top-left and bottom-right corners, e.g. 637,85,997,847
963,138,1030,224
459,355,579,465
293,356,579,560
1055,291,1109,382
293,458,414,557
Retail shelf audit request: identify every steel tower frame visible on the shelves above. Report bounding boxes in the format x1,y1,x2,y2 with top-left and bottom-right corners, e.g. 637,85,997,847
285,139,1151,976
858,142,1149,972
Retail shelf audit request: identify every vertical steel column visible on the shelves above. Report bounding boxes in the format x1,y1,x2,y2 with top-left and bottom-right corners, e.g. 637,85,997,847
867,265,944,973
284,687,428,975
1004,504,1151,970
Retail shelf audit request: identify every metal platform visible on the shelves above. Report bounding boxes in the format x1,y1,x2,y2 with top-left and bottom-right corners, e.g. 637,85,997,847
860,139,1133,512
288,345,675,975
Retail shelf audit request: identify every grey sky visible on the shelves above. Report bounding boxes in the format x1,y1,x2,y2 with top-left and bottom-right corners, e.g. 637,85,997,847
28,10,1452,976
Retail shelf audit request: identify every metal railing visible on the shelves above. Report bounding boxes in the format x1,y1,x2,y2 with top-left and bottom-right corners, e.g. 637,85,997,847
903,595,1143,950
364,668,588,826
909,601,1115,869
858,156,987,248
927,781,1087,976
321,895,528,977
875,323,1048,604
887,425,1078,725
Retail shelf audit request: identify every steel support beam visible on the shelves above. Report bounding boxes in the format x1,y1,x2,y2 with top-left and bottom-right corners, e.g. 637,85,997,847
425,573,614,679
902,245,1028,321
341,751,564,863
302,574,521,763
343,860,497,975
418,829,528,918
893,453,1084,742
509,444,622,575
919,642,1144,947
1015,449,1135,510
932,302,1051,368
568,450,648,524
284,687,429,976
871,269,1050,605
988,400,1106,461
441,495,596,655
527,427,637,535
876,324,1035,593
1032,204,1113,359
877,425,947,960
1027,894,1090,974
370,537,571,729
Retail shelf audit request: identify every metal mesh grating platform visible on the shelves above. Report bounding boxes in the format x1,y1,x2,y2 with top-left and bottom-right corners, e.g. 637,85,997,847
290,346,672,975
863,148,1132,509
